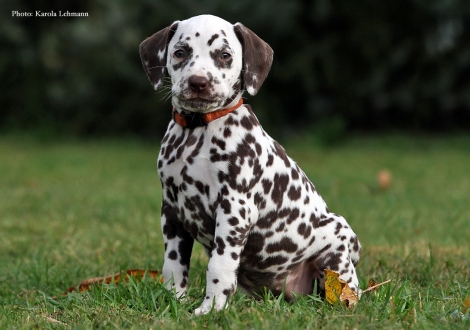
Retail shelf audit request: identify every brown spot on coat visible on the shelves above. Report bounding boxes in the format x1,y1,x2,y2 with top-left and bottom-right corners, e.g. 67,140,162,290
265,237,298,253
271,173,289,207
207,33,219,46
288,185,302,201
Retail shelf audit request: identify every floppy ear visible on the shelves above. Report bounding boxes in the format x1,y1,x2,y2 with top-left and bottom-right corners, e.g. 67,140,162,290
139,22,179,90
234,23,274,96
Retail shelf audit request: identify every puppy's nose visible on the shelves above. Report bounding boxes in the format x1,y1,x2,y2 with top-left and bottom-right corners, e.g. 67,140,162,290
188,75,209,92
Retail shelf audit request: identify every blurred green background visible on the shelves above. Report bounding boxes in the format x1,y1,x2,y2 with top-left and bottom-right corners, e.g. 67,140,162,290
1,0,470,140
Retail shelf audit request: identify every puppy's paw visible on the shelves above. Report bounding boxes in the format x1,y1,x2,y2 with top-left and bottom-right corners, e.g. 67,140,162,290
194,295,227,316
194,306,211,316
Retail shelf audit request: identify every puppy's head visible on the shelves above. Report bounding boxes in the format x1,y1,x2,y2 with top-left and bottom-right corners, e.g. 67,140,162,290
140,15,273,112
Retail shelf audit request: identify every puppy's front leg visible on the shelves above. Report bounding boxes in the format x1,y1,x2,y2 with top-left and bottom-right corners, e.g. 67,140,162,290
194,205,251,316
161,201,194,297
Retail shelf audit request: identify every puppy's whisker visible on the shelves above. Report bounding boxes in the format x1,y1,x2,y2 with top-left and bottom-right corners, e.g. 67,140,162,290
159,90,174,102
146,65,167,71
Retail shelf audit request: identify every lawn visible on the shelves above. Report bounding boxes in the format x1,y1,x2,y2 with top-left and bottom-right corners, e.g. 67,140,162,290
0,134,469,329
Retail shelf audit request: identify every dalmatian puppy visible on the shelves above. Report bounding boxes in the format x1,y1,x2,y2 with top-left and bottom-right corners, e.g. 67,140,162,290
139,14,361,315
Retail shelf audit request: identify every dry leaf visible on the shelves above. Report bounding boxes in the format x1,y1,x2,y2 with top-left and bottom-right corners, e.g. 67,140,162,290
362,279,392,294
324,269,343,304
340,282,359,308
64,269,163,295
367,279,378,290
324,269,358,308
377,169,392,190
463,297,470,314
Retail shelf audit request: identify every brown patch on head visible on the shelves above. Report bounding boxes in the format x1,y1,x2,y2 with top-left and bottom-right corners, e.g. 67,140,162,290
210,48,233,69
171,42,194,71
207,33,220,46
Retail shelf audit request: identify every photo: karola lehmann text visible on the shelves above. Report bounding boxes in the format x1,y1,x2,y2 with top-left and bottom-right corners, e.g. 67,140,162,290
12,10,89,17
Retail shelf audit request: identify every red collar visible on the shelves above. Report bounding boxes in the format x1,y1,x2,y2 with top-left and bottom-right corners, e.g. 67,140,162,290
172,98,243,128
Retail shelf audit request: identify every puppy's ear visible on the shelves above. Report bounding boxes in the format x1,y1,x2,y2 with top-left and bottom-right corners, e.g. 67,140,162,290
234,23,273,96
139,22,179,90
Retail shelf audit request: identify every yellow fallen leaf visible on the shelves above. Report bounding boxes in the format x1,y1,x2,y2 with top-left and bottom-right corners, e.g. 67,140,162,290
324,269,343,304
324,269,358,308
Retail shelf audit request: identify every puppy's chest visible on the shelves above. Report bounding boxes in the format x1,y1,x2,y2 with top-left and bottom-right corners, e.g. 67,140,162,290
157,115,266,245
158,125,218,198
157,108,267,197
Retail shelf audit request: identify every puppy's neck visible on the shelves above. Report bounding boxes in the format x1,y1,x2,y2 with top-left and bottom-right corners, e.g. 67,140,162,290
172,97,244,128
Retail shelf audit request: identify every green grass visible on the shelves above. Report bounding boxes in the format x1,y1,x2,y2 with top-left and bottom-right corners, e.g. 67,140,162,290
0,134,469,329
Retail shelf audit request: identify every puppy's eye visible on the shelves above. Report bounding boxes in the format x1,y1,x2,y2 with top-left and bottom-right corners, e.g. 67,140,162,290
174,50,186,59
220,52,231,60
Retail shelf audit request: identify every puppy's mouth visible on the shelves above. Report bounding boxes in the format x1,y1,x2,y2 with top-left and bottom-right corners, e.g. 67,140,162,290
177,96,221,111
189,97,211,103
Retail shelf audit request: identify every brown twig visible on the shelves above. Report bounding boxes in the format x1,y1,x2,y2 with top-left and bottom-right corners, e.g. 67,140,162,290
362,279,392,293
